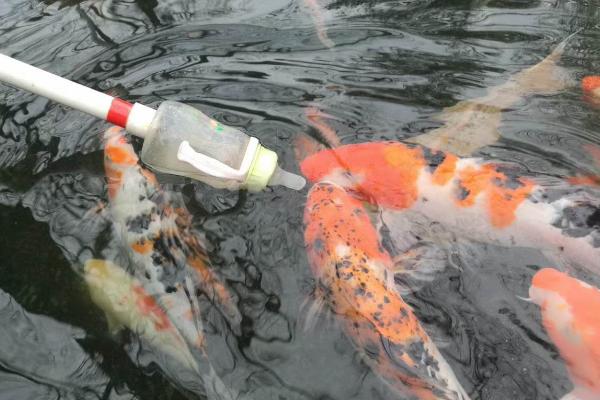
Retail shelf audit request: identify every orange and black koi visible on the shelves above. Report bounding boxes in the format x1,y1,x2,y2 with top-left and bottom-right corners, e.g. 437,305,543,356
305,181,471,400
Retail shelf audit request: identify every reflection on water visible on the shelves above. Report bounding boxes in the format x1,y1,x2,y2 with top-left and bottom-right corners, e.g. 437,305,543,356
1,0,600,399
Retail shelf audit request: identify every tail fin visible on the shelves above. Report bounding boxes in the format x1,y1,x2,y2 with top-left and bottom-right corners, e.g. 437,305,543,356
511,30,579,96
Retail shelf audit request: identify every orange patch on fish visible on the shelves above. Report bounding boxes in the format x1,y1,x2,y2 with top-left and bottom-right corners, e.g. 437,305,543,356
131,239,154,254
431,153,458,186
104,164,123,199
105,143,138,166
141,168,159,188
301,142,426,209
566,175,600,187
531,268,600,395
582,76,600,107
133,286,172,331
582,76,600,95
188,256,238,311
456,164,534,228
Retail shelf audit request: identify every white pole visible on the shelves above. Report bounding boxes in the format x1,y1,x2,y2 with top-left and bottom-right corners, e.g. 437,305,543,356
0,53,155,138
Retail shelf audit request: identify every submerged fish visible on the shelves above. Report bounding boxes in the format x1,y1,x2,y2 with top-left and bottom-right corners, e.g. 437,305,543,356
103,127,241,339
304,181,470,400
102,127,242,399
84,259,200,372
301,141,600,276
408,36,573,157
529,268,600,400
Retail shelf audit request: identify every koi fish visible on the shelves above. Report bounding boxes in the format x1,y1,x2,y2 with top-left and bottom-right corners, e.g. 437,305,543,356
301,141,600,276
84,258,240,400
529,268,600,400
305,181,471,400
408,35,574,156
103,127,241,340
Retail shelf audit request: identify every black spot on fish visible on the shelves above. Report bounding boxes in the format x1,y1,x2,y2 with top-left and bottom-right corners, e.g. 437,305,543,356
587,208,600,228
421,147,446,173
456,184,470,201
383,296,390,304
126,213,152,233
552,204,600,240
494,164,526,190
334,262,343,279
407,341,425,360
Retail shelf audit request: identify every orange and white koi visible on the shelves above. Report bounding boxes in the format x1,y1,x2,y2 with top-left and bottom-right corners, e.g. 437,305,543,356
103,127,241,342
305,181,471,400
301,142,600,276
529,268,600,400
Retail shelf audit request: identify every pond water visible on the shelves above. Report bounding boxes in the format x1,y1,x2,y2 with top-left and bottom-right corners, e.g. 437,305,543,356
1,0,600,399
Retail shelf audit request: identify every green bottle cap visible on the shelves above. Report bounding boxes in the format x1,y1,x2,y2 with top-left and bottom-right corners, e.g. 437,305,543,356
244,145,278,192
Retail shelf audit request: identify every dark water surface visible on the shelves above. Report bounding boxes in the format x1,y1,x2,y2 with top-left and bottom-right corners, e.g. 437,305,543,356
1,0,600,399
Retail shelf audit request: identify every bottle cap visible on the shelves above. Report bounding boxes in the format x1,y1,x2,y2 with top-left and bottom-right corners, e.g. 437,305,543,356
245,146,306,192
177,137,305,192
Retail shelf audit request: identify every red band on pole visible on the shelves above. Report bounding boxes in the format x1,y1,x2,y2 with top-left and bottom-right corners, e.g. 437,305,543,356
107,98,133,128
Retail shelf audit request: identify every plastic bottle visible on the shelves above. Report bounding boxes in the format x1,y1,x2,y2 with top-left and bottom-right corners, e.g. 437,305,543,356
140,101,305,191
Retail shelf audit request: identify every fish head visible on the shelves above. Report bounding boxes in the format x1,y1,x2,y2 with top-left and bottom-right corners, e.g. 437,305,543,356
304,181,392,289
529,268,579,339
103,128,161,226
301,142,426,210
